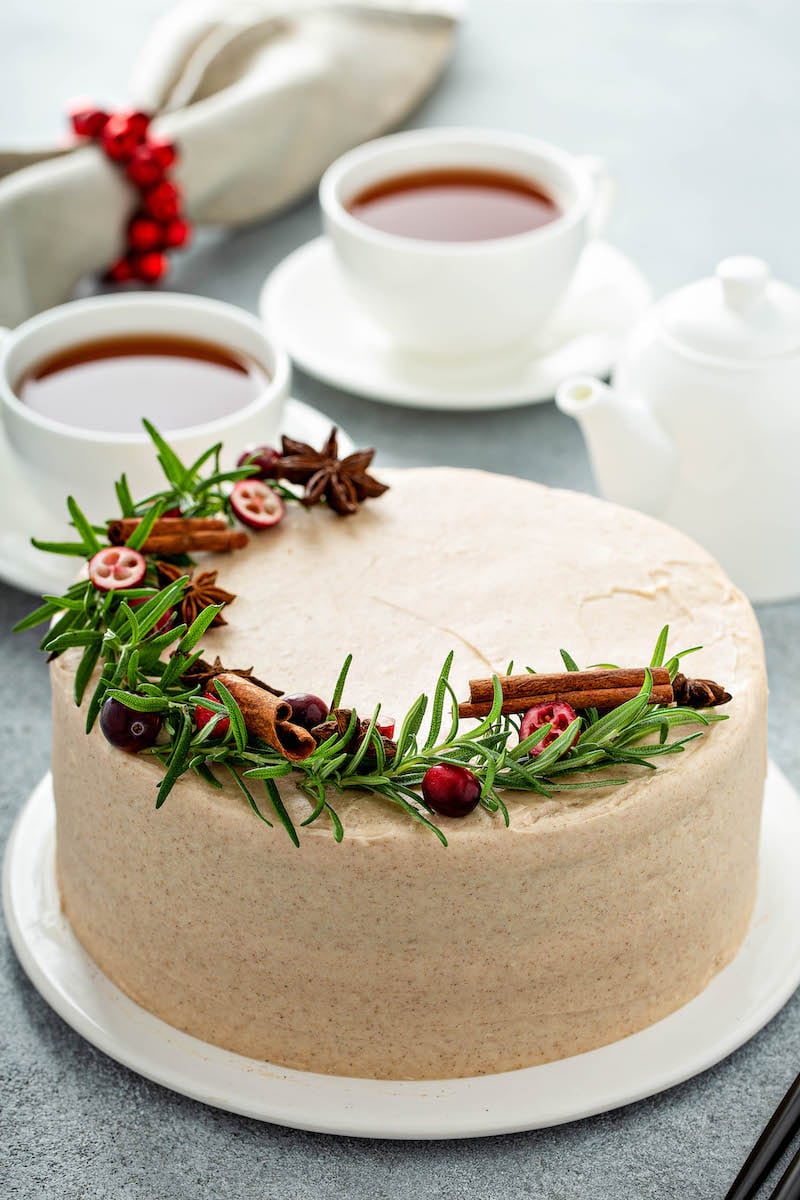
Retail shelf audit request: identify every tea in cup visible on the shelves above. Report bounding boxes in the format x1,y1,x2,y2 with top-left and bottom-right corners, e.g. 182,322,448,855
320,128,610,357
0,292,289,590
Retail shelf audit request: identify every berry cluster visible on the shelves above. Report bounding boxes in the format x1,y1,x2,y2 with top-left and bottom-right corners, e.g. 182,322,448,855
70,104,192,284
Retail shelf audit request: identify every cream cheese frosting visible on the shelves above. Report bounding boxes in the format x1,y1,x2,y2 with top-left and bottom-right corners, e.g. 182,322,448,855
52,468,767,1079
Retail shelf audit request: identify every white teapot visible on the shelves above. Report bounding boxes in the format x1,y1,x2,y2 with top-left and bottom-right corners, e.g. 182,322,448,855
556,256,800,602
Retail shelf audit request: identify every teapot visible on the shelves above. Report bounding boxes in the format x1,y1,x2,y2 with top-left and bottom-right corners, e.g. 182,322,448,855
556,256,800,602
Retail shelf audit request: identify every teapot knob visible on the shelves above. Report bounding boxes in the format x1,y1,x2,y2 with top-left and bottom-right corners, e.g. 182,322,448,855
717,256,769,313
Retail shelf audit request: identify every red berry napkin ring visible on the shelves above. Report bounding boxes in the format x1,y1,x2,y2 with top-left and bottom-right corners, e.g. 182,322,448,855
70,105,192,284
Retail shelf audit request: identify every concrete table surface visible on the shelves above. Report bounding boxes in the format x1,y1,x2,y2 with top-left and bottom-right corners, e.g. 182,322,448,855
2,2,798,1196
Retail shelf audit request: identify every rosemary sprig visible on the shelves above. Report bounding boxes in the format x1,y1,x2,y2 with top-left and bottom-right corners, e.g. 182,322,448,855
134,627,723,848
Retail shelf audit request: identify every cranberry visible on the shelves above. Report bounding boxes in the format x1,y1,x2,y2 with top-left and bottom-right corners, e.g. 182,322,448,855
100,696,161,753
519,700,580,757
105,256,134,284
89,546,147,591
421,763,481,818
163,218,191,248
123,111,151,140
70,105,108,138
236,446,281,479
141,179,181,222
101,112,149,162
128,214,163,252
131,251,169,282
284,693,329,731
129,596,175,634
377,717,396,738
126,145,164,189
195,691,230,737
149,138,178,170
230,479,285,529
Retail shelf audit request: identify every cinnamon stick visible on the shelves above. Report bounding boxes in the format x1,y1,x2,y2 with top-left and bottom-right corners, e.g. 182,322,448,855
468,667,672,705
460,666,730,719
458,683,674,720
136,529,249,554
107,516,248,555
214,673,316,762
108,516,227,543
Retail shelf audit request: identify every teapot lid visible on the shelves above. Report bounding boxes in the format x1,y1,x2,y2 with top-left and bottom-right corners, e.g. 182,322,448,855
659,256,800,360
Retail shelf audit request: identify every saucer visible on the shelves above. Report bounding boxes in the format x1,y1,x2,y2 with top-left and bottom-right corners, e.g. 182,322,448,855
259,237,652,410
0,398,353,597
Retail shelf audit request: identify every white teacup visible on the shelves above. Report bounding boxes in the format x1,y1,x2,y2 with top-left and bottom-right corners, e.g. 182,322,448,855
320,127,610,358
0,292,289,593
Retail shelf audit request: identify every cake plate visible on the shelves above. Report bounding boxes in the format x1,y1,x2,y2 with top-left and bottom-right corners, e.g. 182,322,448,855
5,764,800,1140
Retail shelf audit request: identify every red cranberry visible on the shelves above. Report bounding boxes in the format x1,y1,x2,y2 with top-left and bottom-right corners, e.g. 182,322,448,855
123,110,151,140
128,214,163,252
519,700,580,757
377,717,396,738
141,180,181,222
163,218,191,248
125,145,164,189
284,693,329,731
100,696,161,753
105,256,135,284
421,763,481,818
149,138,178,169
230,479,285,529
129,596,175,634
131,251,169,282
101,112,148,162
70,105,108,138
195,691,230,737
236,446,280,479
89,546,146,591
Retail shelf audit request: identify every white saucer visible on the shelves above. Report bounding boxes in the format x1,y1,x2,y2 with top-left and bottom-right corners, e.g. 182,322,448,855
5,764,800,1140
0,398,353,597
259,236,652,410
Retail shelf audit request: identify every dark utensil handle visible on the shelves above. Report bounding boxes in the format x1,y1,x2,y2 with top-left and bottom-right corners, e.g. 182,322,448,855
725,1071,800,1200
767,1144,800,1200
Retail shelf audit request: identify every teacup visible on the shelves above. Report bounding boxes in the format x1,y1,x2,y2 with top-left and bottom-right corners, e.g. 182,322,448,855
320,127,610,357
0,292,289,592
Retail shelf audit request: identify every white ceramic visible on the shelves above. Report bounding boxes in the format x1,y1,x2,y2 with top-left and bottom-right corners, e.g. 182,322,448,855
0,292,290,584
556,256,800,602
5,763,800,1139
320,128,611,357
0,397,353,596
260,237,651,409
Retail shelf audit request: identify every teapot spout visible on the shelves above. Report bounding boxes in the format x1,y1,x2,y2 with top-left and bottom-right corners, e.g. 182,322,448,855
555,376,674,515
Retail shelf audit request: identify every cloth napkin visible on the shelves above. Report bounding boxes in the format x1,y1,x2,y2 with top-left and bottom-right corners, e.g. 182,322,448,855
0,0,460,328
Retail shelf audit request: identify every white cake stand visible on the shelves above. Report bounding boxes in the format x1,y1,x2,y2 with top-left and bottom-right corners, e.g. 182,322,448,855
5,764,800,1140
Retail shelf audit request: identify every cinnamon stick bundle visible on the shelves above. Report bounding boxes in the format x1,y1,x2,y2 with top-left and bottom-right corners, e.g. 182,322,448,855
215,673,316,762
459,667,730,719
107,517,248,555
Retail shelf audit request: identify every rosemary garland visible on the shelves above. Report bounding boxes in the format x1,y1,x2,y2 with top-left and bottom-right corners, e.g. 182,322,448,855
15,425,727,847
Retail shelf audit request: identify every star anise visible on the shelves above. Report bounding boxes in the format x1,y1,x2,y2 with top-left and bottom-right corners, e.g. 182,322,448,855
311,707,397,764
157,561,236,628
276,427,389,517
180,655,283,696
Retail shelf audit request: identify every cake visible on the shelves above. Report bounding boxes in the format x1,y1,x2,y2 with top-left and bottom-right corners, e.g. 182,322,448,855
50,467,767,1080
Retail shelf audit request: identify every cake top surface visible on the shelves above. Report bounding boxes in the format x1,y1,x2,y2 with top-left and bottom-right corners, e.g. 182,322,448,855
53,465,763,841
203,465,757,700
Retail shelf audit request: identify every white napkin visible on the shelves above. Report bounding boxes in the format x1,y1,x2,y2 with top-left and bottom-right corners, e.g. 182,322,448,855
0,0,460,327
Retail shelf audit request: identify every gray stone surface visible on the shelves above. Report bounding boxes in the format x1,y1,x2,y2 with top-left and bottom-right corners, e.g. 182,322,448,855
2,1,799,1196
